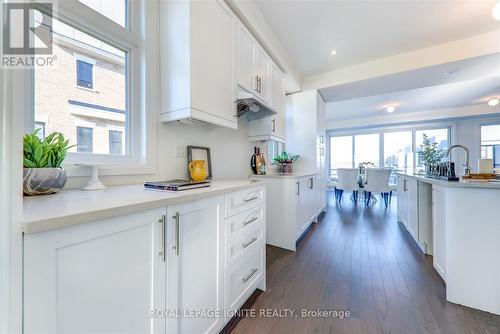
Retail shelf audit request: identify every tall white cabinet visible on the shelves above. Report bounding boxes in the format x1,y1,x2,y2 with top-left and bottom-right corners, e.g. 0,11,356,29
285,90,327,210
160,0,237,128
286,90,326,175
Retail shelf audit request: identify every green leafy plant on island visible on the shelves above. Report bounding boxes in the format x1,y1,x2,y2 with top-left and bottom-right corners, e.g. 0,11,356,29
418,133,444,166
23,129,75,168
273,151,299,164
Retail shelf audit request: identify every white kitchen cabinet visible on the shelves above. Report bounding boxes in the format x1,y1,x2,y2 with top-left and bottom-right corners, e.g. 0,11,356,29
24,208,166,334
251,174,325,251
160,0,236,129
397,175,433,255
286,90,326,176
248,63,286,142
236,25,255,94
224,187,266,317
165,196,225,334
432,186,446,281
407,177,419,240
254,46,270,104
236,24,270,105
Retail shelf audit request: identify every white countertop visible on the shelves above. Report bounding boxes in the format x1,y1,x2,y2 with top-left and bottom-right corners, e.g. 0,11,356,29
23,179,265,234
249,171,320,179
396,172,500,189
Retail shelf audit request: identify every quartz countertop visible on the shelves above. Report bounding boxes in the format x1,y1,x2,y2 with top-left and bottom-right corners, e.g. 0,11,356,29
396,172,500,189
23,179,265,234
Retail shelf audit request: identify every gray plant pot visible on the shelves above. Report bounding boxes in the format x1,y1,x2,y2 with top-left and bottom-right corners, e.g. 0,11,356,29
23,167,67,196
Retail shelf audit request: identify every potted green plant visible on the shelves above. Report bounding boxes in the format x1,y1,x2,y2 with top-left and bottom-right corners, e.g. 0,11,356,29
23,129,74,195
418,133,444,175
273,151,299,174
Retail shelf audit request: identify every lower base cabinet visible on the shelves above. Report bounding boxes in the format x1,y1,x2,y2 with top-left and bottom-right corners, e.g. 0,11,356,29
24,208,167,334
250,174,326,251
432,185,446,281
23,187,266,334
166,196,225,334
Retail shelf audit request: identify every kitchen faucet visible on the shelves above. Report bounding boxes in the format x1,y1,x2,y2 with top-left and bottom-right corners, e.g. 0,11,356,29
446,145,471,176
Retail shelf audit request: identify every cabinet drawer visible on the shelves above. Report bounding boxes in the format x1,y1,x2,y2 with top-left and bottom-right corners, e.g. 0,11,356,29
225,206,264,241
225,187,264,218
226,245,264,311
226,224,263,267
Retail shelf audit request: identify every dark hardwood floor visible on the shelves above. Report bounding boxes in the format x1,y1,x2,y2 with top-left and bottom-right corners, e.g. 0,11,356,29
232,192,500,334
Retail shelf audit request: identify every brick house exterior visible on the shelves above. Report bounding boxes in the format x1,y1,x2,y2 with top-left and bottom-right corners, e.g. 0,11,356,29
35,32,126,155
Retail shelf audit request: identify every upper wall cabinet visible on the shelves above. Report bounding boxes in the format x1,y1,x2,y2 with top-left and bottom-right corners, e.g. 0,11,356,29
236,25,271,105
248,62,286,142
160,0,237,129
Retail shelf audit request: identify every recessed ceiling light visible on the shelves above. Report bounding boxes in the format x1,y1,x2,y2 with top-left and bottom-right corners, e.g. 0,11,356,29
331,50,337,55
492,1,500,21
488,97,499,106
386,105,396,113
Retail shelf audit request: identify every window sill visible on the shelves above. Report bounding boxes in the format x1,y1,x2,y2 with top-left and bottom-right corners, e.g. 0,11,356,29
75,85,98,93
62,161,156,178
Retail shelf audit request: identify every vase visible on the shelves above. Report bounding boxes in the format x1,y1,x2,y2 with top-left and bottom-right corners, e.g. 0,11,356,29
23,167,67,196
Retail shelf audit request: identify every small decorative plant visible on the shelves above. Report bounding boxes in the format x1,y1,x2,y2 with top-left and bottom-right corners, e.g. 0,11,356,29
23,129,73,168
23,129,74,196
418,133,444,170
273,152,299,173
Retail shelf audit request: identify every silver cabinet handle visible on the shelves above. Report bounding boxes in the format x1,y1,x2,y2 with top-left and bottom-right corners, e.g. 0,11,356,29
271,118,276,132
242,268,258,283
244,216,258,226
296,181,300,196
243,196,258,203
258,76,262,93
255,75,259,92
242,236,258,249
310,177,314,189
159,215,166,262
173,212,180,256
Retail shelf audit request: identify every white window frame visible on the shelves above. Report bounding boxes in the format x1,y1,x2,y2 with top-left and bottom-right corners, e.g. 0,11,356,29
26,0,159,176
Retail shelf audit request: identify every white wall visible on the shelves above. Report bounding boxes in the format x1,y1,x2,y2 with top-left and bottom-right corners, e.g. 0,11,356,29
65,119,254,189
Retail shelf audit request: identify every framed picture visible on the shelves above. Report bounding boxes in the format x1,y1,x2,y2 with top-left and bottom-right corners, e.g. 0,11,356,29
187,145,212,179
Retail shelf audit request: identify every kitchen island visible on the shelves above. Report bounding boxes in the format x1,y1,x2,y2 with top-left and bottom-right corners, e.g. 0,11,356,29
397,172,500,315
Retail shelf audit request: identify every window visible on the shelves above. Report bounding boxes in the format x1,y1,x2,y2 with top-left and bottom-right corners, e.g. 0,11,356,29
384,131,413,172
76,60,94,89
330,136,353,174
481,124,500,168
77,127,93,153
109,130,123,155
267,140,284,164
415,128,449,167
78,0,127,27
354,134,379,167
329,126,450,175
35,122,46,140
29,0,152,169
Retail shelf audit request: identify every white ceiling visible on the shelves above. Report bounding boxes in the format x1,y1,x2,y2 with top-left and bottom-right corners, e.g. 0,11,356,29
324,76,500,121
254,0,500,76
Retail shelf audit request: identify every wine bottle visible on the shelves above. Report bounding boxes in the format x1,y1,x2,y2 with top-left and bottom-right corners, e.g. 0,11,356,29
250,147,259,174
